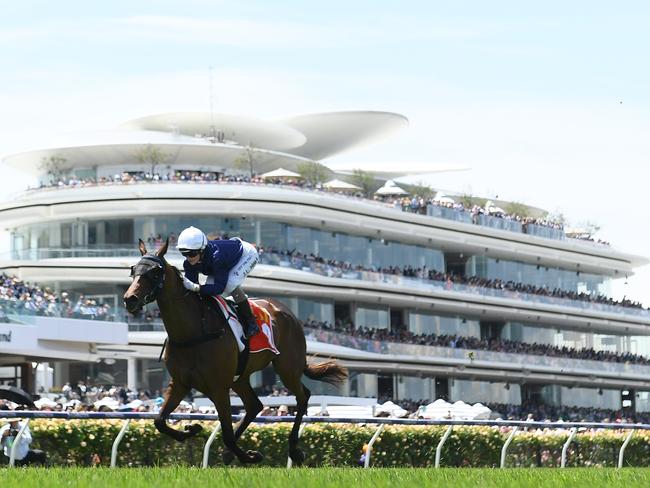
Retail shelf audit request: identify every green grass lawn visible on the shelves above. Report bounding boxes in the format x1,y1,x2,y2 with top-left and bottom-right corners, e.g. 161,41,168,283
3,467,650,488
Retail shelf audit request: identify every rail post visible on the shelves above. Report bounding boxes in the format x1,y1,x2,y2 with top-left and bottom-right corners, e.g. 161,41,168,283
8,418,30,468
435,425,453,468
286,422,308,469
618,429,635,469
364,424,385,468
500,426,519,468
560,427,577,468
202,422,222,468
110,419,131,468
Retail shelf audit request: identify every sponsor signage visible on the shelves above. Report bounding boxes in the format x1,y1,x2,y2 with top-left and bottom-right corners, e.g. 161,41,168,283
0,324,37,351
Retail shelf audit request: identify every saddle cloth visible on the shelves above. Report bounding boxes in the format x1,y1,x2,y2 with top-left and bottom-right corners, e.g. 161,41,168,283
213,296,280,355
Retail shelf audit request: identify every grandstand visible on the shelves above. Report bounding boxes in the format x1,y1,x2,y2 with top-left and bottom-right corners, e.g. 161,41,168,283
0,111,648,420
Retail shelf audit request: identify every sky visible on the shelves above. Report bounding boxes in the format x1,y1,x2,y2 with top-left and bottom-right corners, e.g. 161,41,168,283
0,1,648,303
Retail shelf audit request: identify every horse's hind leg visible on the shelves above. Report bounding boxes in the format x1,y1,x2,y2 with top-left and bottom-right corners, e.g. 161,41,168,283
275,364,311,466
154,379,203,442
221,378,264,465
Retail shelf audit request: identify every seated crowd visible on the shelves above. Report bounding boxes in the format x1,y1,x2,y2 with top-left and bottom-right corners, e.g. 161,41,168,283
302,319,650,366
258,246,645,310
0,273,113,320
32,170,606,245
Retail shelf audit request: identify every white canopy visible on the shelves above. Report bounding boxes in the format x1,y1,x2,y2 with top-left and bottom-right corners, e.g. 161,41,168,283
323,179,361,191
375,179,409,196
260,167,302,179
416,398,491,420
433,192,455,204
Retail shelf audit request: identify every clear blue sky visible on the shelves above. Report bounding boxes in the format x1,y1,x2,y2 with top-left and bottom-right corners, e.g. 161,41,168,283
1,1,648,302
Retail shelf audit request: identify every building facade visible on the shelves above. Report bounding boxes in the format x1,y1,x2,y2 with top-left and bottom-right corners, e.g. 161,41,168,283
1,111,648,414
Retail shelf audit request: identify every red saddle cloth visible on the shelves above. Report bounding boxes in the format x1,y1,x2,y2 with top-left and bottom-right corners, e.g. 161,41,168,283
214,297,279,355
249,300,280,355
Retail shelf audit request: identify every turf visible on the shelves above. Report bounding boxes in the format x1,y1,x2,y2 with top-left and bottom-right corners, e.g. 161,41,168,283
2,467,650,488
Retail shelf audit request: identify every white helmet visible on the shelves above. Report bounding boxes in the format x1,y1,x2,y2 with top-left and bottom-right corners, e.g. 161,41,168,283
177,226,207,251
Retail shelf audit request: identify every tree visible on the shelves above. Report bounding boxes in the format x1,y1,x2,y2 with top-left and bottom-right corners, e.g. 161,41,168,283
403,181,435,199
39,155,68,184
351,169,376,197
297,161,330,187
505,201,531,218
234,145,257,178
133,144,171,176
459,193,487,209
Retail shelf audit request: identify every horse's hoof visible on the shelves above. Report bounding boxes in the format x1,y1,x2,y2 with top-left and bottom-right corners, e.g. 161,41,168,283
222,449,235,465
244,450,263,464
289,448,305,466
184,423,203,436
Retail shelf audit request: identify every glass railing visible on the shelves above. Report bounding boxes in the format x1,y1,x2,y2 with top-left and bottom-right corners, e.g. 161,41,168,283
304,327,650,376
524,223,565,241
8,246,141,260
3,248,644,319
0,298,125,322
475,214,523,233
11,179,604,246
257,252,650,319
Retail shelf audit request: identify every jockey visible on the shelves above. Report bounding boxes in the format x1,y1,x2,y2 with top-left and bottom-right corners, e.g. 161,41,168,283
177,226,259,338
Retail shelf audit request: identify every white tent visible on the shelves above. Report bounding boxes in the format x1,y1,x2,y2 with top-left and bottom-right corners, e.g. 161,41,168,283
323,179,361,191
260,167,302,179
433,192,455,204
416,398,491,420
374,180,409,196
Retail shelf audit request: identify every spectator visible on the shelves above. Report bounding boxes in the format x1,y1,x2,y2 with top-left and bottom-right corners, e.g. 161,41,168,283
0,419,46,466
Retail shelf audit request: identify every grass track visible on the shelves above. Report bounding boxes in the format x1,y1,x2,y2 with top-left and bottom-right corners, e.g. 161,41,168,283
3,467,650,488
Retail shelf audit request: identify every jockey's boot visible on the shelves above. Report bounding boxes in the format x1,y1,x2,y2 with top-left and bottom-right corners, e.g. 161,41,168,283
236,299,259,339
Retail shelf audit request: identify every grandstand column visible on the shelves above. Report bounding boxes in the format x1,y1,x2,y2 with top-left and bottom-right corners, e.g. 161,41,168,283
127,358,137,390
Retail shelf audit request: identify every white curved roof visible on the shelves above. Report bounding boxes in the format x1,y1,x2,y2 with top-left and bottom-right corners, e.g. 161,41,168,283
280,111,409,160
2,111,407,175
120,112,307,150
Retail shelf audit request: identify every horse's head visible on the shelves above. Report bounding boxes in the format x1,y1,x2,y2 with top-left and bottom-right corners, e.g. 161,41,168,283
123,238,169,314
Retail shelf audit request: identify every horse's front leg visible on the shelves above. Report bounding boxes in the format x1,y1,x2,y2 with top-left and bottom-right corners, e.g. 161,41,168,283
222,378,264,465
154,379,203,442
210,387,262,464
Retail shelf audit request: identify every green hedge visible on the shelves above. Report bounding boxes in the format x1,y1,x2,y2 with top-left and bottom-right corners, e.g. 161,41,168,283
3,420,650,467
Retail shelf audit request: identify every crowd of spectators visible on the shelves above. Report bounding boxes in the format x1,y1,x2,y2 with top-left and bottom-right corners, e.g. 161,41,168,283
302,319,650,366
485,402,650,424
5,380,647,425
31,170,607,246
258,247,645,311
0,273,114,320
387,195,567,234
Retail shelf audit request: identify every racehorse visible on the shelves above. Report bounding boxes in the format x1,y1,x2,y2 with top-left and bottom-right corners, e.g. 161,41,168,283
123,238,347,465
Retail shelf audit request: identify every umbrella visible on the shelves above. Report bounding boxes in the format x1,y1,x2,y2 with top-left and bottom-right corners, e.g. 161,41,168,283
374,180,409,196
0,385,36,408
323,179,361,191
260,167,301,179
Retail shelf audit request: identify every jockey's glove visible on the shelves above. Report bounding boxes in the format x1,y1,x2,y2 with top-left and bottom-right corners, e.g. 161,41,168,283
182,277,200,293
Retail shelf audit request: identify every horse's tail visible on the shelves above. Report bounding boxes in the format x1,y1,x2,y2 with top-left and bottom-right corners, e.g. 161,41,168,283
304,360,348,386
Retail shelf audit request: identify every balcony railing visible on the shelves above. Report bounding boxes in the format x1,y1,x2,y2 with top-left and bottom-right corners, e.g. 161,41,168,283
3,248,647,319
11,180,607,247
304,327,650,377
258,252,650,319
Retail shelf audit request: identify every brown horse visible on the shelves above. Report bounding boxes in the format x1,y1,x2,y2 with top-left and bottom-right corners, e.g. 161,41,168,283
123,239,347,465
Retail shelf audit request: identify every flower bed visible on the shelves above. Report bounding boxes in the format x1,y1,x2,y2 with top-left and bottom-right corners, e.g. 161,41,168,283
3,420,650,467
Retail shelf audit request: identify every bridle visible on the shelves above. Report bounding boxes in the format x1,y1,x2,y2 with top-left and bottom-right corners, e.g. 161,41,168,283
129,254,167,308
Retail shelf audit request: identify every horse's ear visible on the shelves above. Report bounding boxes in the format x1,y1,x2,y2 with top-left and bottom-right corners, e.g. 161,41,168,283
138,239,147,256
156,237,170,257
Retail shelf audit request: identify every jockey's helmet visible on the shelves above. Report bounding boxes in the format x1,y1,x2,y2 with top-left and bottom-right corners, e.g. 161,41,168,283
177,226,207,257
